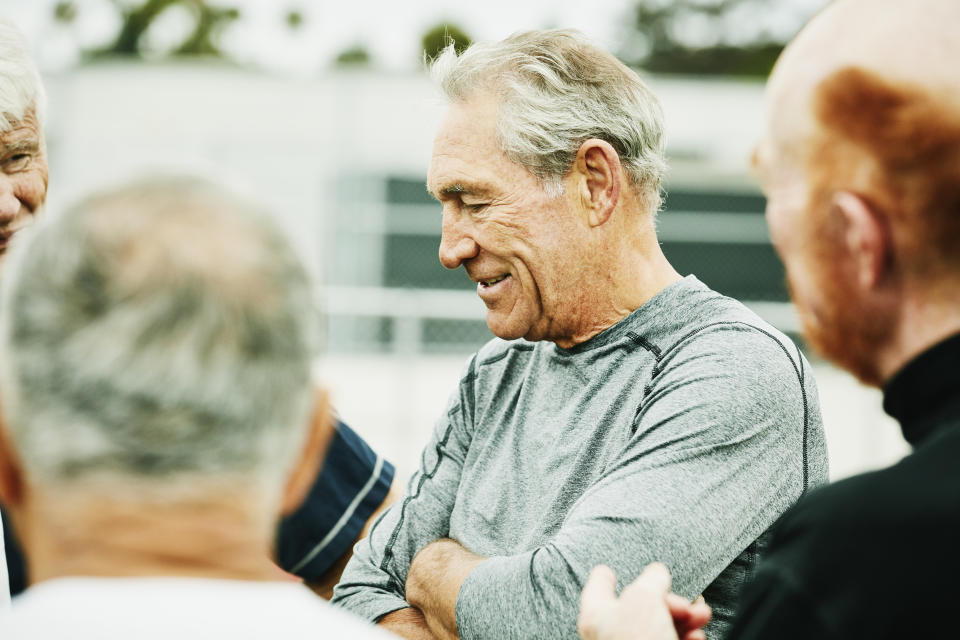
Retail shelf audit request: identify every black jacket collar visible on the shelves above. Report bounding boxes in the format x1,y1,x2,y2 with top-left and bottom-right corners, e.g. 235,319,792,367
883,332,960,446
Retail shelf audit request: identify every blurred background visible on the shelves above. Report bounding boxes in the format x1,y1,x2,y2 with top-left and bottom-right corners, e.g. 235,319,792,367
5,0,908,483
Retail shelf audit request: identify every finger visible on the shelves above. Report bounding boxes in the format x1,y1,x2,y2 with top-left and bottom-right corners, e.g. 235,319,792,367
681,631,706,640
675,603,712,635
621,562,672,602
665,592,692,616
578,565,617,630
688,601,711,627
693,595,706,606
664,592,711,635
641,562,672,592
580,565,617,605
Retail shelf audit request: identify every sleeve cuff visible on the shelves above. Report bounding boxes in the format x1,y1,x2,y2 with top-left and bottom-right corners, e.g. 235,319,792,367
332,582,412,625
275,419,395,580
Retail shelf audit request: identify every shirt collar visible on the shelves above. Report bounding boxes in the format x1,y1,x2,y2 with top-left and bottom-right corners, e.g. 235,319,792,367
882,331,960,446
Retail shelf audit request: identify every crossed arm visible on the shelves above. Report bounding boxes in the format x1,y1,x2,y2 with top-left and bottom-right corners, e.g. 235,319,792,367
379,539,486,640
382,543,711,640
332,335,810,639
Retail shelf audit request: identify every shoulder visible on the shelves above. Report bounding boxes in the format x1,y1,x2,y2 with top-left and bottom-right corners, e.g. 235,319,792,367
776,448,960,546
8,579,394,638
660,292,799,371
650,296,806,405
637,290,821,470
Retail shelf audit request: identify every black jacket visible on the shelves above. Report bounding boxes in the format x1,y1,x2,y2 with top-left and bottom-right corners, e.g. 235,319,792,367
727,332,960,639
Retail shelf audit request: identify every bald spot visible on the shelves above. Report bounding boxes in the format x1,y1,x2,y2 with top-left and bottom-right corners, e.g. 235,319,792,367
80,184,283,309
766,0,960,153
761,0,960,288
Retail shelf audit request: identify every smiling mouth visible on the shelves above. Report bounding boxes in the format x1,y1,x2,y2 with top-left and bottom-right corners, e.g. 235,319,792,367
479,274,510,287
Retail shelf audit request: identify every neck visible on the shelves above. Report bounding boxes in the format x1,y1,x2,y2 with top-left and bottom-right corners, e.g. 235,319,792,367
558,222,681,349
877,289,960,385
16,483,290,586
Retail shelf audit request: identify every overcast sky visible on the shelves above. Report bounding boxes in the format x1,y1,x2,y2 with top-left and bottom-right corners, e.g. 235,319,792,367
6,0,829,74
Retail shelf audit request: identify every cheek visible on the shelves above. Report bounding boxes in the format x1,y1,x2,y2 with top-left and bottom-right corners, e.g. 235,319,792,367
16,171,48,211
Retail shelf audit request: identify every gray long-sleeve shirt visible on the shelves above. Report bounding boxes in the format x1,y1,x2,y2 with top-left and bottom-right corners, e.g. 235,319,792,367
332,276,828,639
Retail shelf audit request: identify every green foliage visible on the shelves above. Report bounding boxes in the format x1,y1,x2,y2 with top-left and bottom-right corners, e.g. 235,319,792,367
421,23,471,64
173,4,240,57
53,1,78,24
626,0,788,77
285,10,304,30
642,42,784,77
335,44,372,68
88,0,241,59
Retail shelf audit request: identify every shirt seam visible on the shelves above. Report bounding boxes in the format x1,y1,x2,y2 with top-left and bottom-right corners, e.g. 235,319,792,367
640,321,812,495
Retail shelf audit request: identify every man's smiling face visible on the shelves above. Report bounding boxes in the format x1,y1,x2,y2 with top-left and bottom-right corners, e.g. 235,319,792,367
0,109,48,256
427,96,591,346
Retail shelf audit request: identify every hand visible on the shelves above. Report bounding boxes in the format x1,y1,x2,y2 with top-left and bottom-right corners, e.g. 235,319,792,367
578,564,711,640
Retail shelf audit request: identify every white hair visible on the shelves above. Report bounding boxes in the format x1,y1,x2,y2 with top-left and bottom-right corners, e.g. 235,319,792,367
0,176,318,496
431,29,667,207
0,18,45,131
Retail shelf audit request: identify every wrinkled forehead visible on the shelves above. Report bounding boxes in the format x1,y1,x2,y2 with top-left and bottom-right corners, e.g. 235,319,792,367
0,109,44,145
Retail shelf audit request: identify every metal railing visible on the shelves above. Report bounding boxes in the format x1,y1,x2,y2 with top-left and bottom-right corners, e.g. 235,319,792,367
320,285,801,354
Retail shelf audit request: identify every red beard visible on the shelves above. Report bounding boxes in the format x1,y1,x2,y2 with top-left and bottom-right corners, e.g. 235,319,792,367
790,254,896,388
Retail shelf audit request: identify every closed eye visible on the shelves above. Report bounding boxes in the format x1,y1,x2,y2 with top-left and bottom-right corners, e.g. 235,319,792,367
2,153,31,172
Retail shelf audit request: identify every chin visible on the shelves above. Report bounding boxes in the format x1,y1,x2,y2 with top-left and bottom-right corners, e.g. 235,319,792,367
485,314,533,342
487,323,527,342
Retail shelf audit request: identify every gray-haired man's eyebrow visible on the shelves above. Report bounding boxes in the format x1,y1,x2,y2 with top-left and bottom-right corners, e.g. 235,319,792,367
1,139,40,155
427,181,494,201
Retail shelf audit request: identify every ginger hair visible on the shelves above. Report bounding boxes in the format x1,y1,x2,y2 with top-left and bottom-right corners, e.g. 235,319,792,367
809,66,960,282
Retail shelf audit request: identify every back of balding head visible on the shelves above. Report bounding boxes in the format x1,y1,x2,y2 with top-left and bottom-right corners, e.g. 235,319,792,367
771,0,960,108
768,0,960,280
0,176,318,495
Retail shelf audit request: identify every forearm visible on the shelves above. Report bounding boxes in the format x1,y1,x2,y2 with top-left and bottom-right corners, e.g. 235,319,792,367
405,539,486,640
379,608,440,640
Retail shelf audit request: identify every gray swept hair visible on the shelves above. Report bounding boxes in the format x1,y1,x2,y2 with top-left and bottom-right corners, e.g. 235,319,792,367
0,176,318,494
0,18,45,131
431,29,667,209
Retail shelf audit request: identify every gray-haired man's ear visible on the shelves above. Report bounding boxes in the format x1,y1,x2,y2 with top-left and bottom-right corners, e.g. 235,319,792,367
280,387,336,517
573,139,623,228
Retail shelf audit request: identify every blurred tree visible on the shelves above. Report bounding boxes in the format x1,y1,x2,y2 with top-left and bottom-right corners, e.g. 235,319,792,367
285,9,304,30
334,44,372,68
88,0,241,59
173,3,240,56
421,23,471,64
53,1,79,24
625,0,789,77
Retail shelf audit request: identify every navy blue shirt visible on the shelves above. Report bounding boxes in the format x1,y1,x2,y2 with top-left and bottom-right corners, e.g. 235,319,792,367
275,420,395,580
3,419,394,592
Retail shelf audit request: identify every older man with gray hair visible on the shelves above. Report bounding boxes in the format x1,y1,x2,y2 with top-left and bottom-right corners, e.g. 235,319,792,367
0,16,48,609
332,30,827,640
0,17,399,600
0,176,394,638
578,1,960,639
0,20,47,257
